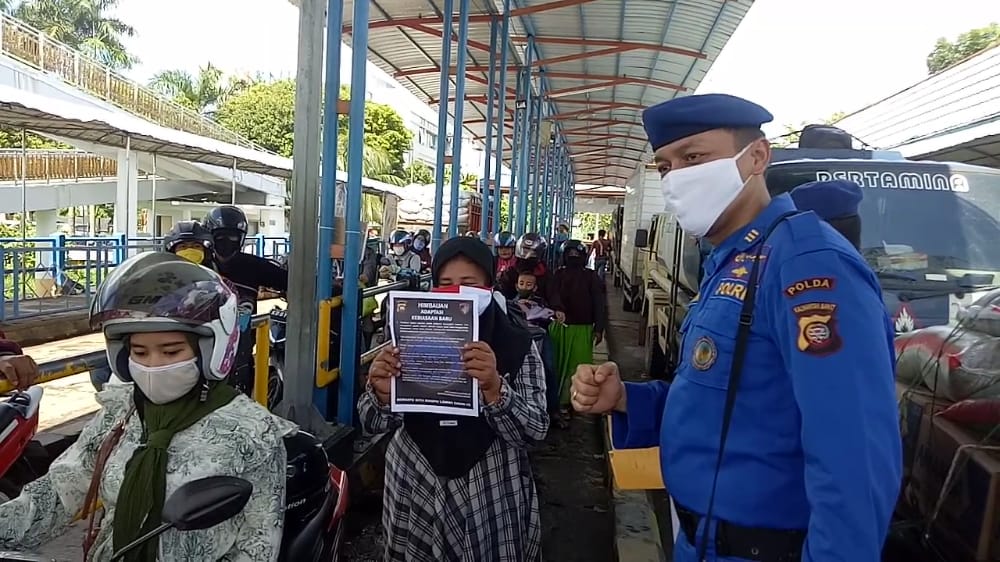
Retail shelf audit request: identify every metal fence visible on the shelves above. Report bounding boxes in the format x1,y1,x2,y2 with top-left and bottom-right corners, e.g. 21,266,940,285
0,149,124,183
0,233,290,321
0,13,271,153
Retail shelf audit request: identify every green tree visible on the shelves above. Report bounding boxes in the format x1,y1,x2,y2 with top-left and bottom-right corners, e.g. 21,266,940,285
338,85,413,177
336,130,405,186
927,23,1000,74
217,79,296,156
771,111,846,148
15,0,137,70
148,63,254,115
404,161,434,184
0,127,68,148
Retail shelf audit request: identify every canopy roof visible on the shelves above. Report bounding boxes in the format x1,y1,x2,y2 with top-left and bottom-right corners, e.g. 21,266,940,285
331,0,751,191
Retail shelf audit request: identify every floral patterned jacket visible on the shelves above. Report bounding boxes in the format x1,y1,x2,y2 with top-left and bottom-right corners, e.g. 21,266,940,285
0,383,297,561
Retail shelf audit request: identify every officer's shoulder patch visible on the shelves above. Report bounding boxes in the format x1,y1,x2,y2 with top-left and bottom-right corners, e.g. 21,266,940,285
784,277,836,298
692,336,717,370
792,301,842,356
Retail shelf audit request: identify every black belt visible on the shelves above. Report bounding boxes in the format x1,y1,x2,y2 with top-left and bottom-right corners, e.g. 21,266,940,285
674,501,805,562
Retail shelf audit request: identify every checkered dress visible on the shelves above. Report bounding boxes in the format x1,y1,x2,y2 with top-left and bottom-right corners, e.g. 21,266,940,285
358,343,550,562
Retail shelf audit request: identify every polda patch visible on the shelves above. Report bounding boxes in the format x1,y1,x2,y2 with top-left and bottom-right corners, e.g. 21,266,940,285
792,302,842,356
784,277,836,298
692,336,718,370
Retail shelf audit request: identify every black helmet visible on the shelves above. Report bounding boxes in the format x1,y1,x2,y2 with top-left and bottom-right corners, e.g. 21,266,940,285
89,252,240,383
204,205,248,259
163,221,214,266
495,231,516,248
389,229,412,246
516,233,547,260
561,239,587,265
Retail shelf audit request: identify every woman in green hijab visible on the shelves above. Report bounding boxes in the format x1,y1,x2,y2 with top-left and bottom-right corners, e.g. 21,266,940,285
0,252,295,561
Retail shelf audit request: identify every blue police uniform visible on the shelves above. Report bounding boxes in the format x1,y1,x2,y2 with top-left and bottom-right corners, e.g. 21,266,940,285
612,94,902,562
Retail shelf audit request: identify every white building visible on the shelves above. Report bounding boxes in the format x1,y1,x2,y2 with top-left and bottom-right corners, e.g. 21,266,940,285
359,63,502,181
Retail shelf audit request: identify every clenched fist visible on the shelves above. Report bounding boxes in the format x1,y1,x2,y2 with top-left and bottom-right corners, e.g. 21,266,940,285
570,361,625,414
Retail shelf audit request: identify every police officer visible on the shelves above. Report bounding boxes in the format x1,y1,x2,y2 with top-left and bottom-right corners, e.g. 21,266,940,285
790,180,863,251
570,94,901,562
203,205,288,396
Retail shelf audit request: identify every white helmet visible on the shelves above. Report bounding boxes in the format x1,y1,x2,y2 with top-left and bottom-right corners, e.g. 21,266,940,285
89,252,240,382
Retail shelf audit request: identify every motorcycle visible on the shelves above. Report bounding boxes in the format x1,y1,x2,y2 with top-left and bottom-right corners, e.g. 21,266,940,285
0,387,47,503
0,428,349,562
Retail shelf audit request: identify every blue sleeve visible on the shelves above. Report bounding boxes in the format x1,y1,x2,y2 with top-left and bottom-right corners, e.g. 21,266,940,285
772,249,902,562
609,380,670,449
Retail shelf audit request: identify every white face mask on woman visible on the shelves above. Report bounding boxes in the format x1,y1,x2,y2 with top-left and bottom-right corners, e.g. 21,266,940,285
129,357,201,405
660,144,753,238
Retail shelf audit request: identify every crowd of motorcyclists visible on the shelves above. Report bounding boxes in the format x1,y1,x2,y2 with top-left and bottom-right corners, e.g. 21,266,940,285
0,204,608,561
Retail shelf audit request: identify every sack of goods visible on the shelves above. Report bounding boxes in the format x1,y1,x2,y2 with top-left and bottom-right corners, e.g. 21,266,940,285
895,325,1000,402
397,184,475,226
956,287,1000,337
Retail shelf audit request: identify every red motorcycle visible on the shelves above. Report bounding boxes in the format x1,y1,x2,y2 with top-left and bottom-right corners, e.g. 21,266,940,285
0,386,45,502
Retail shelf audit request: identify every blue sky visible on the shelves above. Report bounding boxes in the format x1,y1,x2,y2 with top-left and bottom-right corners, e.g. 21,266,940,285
114,0,1000,137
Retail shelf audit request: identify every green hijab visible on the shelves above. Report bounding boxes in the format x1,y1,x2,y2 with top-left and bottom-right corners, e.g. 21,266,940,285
111,382,239,562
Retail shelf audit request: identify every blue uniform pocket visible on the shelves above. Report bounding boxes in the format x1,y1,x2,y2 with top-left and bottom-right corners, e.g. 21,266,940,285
676,299,740,391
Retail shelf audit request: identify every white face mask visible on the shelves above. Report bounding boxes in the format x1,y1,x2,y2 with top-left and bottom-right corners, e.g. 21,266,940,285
660,144,753,237
129,357,201,405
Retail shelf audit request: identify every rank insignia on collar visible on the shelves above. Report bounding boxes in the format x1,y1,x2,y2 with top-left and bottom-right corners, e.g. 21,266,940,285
793,302,841,356
692,336,718,370
743,229,760,243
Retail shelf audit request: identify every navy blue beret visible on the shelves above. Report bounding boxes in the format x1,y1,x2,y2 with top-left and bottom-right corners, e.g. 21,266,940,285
790,180,863,220
641,93,774,150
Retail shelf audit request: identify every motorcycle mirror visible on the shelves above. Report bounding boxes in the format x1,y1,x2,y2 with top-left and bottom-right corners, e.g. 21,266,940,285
109,476,252,561
163,475,253,531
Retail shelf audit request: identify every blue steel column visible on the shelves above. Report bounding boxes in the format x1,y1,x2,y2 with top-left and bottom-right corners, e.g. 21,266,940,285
493,0,511,232
514,36,534,235
479,16,498,239
508,69,523,232
316,0,344,414
528,97,542,232
337,0,369,427
448,0,471,238
431,0,455,251
540,143,551,237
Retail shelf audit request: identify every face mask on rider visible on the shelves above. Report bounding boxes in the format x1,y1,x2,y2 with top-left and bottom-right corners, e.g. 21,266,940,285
129,357,201,405
412,239,426,252
175,247,205,265
660,143,755,238
391,244,406,256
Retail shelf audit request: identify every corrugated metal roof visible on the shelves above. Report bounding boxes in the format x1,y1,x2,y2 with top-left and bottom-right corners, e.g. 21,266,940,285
836,43,1000,168
330,0,752,188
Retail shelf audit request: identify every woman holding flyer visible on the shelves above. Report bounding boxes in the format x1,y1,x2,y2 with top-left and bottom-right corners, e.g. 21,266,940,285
360,236,549,562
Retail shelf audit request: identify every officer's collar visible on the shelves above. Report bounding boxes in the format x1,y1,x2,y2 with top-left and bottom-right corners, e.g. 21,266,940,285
705,194,796,272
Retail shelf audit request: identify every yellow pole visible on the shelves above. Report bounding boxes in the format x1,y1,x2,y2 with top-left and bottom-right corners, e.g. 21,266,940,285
253,319,270,407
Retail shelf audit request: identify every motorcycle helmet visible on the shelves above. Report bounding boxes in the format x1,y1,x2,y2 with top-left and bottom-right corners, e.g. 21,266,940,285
515,233,548,261
203,205,249,259
495,231,516,248
89,252,240,382
412,229,430,253
561,239,587,266
389,229,412,257
163,220,214,267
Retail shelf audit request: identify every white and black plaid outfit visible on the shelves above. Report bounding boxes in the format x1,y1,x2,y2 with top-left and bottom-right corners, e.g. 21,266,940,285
358,342,550,562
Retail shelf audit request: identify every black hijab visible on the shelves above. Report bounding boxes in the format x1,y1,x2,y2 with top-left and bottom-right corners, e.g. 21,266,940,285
403,237,533,478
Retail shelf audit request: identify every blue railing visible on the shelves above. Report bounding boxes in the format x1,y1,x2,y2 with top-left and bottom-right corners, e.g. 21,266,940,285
0,233,290,321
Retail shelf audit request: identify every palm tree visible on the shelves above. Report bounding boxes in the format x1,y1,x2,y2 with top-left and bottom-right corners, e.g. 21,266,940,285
336,132,406,187
15,0,136,69
149,63,257,116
